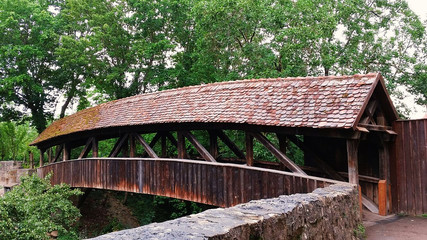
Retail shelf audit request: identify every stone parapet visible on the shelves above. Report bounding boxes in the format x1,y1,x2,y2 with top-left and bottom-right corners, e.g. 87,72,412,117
92,183,362,240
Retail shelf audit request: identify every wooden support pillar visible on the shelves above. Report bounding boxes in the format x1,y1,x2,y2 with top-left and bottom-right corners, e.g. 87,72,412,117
29,151,34,169
161,134,167,158
92,138,98,158
346,139,359,185
63,143,70,161
39,149,44,167
47,148,52,163
245,132,254,166
378,180,387,216
177,131,186,159
129,134,136,157
277,133,287,154
209,131,219,160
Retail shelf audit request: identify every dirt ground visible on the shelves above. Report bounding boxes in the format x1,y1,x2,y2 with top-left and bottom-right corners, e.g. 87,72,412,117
364,211,427,240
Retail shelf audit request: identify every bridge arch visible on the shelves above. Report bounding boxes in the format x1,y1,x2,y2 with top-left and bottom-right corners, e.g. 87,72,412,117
32,73,398,211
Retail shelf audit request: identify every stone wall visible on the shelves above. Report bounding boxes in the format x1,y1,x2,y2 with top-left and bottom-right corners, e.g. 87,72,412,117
0,161,35,187
92,183,362,240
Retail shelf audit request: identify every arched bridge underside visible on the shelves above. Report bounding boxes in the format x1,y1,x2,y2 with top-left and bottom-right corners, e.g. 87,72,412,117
38,158,340,207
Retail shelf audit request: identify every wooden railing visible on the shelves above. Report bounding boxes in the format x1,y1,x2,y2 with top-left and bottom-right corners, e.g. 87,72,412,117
38,158,341,207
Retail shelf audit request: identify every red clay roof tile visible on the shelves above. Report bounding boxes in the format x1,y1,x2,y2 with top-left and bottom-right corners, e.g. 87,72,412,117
32,73,382,146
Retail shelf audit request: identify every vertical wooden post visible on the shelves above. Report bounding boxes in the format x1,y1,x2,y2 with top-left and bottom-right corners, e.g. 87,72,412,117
92,138,98,158
379,141,391,213
129,135,136,157
177,131,186,159
378,180,387,216
63,143,70,161
277,133,287,154
29,151,34,169
209,131,218,160
161,134,167,158
359,185,363,216
346,139,359,185
39,149,44,167
122,140,129,157
47,148,52,163
246,132,254,166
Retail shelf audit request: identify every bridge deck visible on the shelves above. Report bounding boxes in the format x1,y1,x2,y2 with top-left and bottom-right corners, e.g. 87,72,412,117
38,158,342,207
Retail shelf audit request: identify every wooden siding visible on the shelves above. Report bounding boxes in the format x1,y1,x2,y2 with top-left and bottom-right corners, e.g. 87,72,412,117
391,119,427,215
37,158,341,208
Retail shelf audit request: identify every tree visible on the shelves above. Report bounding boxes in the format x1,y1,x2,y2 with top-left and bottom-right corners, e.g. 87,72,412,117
0,121,38,161
0,0,64,133
0,174,82,240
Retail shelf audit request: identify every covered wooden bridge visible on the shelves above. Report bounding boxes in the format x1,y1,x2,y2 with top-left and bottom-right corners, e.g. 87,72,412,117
32,73,398,213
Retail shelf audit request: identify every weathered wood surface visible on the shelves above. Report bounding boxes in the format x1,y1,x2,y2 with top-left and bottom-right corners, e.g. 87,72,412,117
391,119,427,215
37,158,340,208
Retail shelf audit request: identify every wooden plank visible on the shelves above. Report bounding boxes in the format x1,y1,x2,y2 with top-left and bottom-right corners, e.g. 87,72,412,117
129,135,136,157
39,149,44,167
378,180,387,216
182,131,216,162
216,130,246,159
161,135,167,158
346,139,359,185
245,132,254,166
423,120,427,214
276,133,287,155
177,131,186,159
208,131,219,160
63,143,71,161
413,120,422,215
92,138,98,157
250,132,306,175
415,120,425,215
134,134,159,158
404,121,414,214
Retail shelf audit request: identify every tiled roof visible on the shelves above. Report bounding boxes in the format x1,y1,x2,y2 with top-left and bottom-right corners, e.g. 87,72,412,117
32,73,382,145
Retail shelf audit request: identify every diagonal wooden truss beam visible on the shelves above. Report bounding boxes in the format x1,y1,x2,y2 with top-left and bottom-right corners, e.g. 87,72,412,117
286,135,344,181
141,132,162,157
134,133,159,158
78,137,95,159
181,131,216,162
52,144,63,163
215,130,246,160
109,133,130,157
249,132,307,175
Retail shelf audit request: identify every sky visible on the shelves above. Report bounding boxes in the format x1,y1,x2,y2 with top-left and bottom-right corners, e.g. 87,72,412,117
407,0,427,21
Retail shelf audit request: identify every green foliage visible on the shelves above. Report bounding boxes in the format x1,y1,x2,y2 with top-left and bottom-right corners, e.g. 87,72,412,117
353,223,366,239
1,0,426,126
0,121,38,162
116,192,214,225
0,174,83,240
